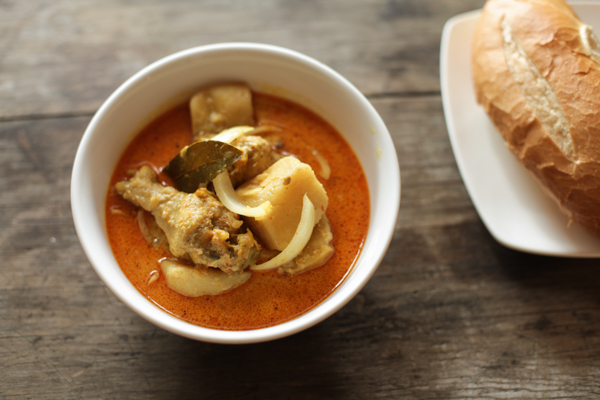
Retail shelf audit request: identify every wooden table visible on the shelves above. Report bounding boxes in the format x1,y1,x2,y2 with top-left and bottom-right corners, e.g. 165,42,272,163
2,1,599,398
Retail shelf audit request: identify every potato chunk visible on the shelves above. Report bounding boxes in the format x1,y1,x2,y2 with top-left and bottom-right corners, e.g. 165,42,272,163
190,83,254,139
235,156,328,251
160,259,251,297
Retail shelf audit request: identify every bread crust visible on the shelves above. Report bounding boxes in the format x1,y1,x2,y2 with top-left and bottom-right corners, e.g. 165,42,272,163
473,0,600,237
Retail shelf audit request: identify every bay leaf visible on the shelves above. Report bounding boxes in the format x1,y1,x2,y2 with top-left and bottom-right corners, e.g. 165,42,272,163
163,140,242,193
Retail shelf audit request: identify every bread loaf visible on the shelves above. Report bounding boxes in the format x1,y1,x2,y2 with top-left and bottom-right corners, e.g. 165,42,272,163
472,0,600,237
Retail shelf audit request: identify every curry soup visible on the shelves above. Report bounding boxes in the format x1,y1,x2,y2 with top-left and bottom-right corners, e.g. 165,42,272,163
106,93,370,330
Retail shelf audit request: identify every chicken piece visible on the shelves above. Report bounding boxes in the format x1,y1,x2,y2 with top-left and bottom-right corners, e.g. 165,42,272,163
235,156,328,251
193,134,280,188
190,83,254,140
115,166,259,274
229,135,280,187
278,215,334,276
160,259,251,297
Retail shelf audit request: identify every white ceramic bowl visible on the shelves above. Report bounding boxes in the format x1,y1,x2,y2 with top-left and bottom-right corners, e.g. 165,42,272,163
71,43,400,344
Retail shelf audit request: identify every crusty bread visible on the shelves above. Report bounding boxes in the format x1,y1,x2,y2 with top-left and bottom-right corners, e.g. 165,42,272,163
472,0,600,237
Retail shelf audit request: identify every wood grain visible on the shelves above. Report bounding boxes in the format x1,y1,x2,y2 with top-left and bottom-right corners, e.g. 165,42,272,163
1,0,599,398
0,0,484,119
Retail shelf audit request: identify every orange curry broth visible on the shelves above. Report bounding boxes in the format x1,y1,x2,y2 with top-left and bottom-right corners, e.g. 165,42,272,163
105,92,370,330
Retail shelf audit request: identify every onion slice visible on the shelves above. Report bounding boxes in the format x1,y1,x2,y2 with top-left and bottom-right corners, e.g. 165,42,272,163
314,151,330,179
248,124,282,135
211,125,281,144
213,171,272,218
251,194,316,271
211,125,273,218
211,126,255,144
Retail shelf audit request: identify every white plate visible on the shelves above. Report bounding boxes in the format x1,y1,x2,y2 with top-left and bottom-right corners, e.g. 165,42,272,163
440,3,600,257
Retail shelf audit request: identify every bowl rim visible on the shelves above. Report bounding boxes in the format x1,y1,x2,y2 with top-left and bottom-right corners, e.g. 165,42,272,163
71,42,400,344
